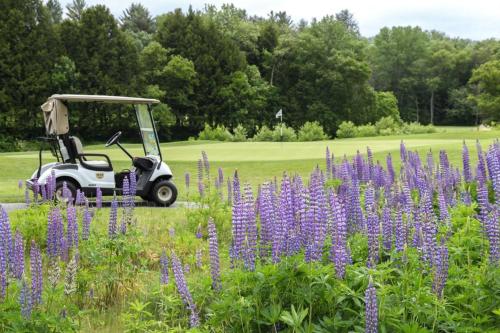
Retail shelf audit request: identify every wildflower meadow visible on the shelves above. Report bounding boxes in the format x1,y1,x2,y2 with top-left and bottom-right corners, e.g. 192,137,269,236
0,140,499,332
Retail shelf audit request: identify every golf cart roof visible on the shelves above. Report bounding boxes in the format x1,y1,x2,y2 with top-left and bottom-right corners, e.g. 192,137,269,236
41,94,160,135
49,94,160,104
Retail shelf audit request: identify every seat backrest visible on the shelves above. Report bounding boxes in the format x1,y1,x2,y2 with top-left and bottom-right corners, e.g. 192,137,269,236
71,136,84,155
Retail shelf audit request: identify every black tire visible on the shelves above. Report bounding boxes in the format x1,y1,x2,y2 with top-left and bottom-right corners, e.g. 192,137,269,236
55,180,77,203
151,180,177,206
140,195,150,201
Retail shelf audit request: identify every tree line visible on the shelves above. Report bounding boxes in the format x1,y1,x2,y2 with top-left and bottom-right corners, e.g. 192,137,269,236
1,0,500,146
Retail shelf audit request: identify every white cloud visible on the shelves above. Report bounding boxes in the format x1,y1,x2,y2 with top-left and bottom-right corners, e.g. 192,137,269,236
60,0,500,39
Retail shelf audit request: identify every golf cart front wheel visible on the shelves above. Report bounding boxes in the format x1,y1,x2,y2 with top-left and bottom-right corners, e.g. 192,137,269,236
55,180,77,203
151,180,177,206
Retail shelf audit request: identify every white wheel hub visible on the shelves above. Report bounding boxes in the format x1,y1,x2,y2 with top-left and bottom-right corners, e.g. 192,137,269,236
157,185,172,202
56,188,69,203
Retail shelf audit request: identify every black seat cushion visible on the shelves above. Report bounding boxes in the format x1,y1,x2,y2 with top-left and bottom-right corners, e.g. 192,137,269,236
133,157,154,171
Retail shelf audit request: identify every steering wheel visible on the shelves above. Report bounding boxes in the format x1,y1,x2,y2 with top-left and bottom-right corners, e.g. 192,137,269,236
105,131,122,147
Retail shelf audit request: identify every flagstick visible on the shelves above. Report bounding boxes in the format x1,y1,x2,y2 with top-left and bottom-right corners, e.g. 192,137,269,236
280,112,283,149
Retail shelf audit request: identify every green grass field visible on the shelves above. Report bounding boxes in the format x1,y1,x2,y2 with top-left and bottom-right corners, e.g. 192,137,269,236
1,128,499,203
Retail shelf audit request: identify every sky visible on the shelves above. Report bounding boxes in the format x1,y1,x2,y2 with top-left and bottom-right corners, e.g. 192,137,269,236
60,0,500,40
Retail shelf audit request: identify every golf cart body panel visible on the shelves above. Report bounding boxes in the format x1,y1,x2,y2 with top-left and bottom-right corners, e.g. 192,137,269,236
28,94,177,206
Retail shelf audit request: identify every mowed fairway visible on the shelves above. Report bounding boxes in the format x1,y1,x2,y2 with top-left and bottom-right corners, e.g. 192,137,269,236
1,127,498,203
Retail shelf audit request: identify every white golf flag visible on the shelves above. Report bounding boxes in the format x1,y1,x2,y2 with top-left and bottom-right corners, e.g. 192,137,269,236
275,109,282,118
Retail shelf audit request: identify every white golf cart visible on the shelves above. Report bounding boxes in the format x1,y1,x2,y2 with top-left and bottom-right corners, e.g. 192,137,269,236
26,94,177,206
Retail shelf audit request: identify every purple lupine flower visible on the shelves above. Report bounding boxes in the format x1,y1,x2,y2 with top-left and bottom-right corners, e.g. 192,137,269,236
0,207,13,273
197,159,204,184
47,208,62,259
108,196,118,239
366,211,379,268
122,176,130,209
437,186,449,222
20,278,32,319
96,187,102,209
197,161,205,197
160,249,168,285
184,264,190,274
62,181,71,201
386,154,395,185
426,150,434,177
185,172,190,192
82,205,91,240
367,147,374,180
196,224,202,239
208,218,221,290
486,146,500,203
129,170,137,201
40,184,47,202
381,207,392,251
279,174,296,256
477,178,491,230
242,183,257,270
394,210,405,252
365,280,378,333
330,192,349,278
218,167,224,185
13,231,24,279
120,218,127,235
33,178,39,203
462,142,472,182
195,248,202,268
30,240,43,305
171,252,199,327
18,179,23,189
476,140,486,181
485,208,500,264
67,205,78,248
201,151,210,179
60,236,69,262
0,223,7,298
400,141,407,162
231,171,244,265
432,241,449,298
365,183,375,213
75,189,83,206
310,168,328,261
259,182,277,258
25,187,31,206
326,147,332,179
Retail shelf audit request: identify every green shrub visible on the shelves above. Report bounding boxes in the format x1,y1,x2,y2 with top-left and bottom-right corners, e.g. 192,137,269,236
374,91,400,120
336,121,358,138
401,122,437,134
198,124,233,141
272,124,297,141
375,116,400,134
356,124,377,137
252,125,274,141
231,124,247,142
297,121,328,141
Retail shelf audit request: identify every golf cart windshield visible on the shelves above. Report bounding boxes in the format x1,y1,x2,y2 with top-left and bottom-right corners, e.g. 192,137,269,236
136,104,160,156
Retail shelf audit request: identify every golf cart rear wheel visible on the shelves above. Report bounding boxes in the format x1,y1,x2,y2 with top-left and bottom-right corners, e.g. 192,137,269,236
151,180,177,206
55,180,77,203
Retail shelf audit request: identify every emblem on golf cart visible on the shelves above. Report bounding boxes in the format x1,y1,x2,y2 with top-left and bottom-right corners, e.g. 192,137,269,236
96,172,104,179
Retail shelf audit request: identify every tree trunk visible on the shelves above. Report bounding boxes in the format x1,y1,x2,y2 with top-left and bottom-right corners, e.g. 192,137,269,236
430,90,434,125
270,63,275,86
415,97,419,123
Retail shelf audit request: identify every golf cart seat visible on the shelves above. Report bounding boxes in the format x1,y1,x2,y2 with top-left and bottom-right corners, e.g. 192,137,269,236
133,156,155,171
70,136,113,171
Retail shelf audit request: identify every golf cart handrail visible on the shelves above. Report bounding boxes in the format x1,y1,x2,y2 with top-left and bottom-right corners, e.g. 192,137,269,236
49,94,160,105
